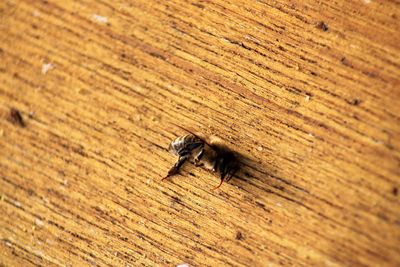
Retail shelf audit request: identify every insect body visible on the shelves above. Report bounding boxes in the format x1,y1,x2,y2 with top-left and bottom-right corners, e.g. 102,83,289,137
166,134,204,177
164,133,239,189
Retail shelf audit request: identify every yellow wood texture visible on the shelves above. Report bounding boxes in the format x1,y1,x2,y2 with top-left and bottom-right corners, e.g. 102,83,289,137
1,0,399,266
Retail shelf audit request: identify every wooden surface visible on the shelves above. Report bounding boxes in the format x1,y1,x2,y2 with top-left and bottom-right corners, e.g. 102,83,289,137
1,0,399,266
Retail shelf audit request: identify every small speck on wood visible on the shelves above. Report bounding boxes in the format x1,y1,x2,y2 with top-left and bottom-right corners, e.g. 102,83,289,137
8,108,25,127
235,231,243,240
316,21,329,31
255,201,265,209
393,187,398,196
171,196,182,205
347,99,361,106
341,57,351,66
192,3,205,9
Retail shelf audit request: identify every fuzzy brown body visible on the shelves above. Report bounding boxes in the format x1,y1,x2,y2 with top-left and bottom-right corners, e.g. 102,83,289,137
195,142,218,171
164,133,239,189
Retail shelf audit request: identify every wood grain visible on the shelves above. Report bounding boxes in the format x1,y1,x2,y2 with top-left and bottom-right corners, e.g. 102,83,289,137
1,0,399,266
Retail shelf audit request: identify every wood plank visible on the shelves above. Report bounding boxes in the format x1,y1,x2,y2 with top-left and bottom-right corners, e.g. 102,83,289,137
1,0,399,266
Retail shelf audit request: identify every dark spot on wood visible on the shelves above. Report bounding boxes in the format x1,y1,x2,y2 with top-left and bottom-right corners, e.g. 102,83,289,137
366,71,377,78
256,201,272,213
393,187,398,196
149,51,166,61
346,99,361,106
171,195,182,205
377,212,390,222
124,186,133,194
273,185,285,191
340,57,351,66
316,21,329,31
286,86,302,95
27,189,34,196
278,45,286,51
192,2,205,9
193,246,203,253
8,108,25,127
235,231,243,240
256,201,265,208
385,143,394,150
189,172,196,177
292,100,300,107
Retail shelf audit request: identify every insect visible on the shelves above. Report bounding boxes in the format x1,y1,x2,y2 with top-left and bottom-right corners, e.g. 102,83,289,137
163,133,239,189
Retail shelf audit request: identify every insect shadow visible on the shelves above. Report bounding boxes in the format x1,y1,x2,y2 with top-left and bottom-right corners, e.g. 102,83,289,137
228,150,309,199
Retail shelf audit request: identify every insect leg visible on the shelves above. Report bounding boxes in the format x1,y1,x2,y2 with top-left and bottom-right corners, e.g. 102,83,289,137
211,169,228,190
212,177,225,190
193,147,204,166
226,164,238,182
163,155,189,180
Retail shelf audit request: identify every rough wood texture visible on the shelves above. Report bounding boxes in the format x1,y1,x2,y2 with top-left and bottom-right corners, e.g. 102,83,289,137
1,0,399,266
